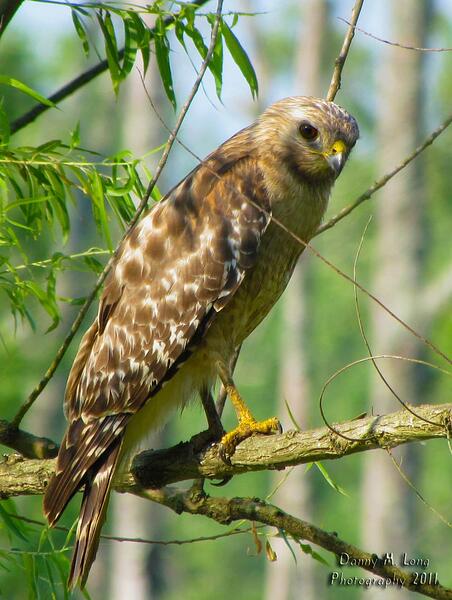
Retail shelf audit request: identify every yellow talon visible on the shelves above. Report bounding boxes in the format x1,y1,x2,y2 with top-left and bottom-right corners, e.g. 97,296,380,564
218,416,281,464
216,360,282,464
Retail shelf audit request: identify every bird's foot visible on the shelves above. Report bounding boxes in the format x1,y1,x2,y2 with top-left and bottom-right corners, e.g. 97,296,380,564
191,422,226,453
218,416,282,465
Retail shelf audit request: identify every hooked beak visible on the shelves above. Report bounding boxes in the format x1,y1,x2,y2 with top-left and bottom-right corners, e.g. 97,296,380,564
324,140,347,176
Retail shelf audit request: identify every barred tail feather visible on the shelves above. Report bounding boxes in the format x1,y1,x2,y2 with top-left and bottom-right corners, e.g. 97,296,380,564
43,419,87,526
68,441,122,589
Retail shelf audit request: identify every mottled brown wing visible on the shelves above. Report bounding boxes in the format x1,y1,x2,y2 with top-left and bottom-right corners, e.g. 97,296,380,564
44,142,271,530
70,154,270,422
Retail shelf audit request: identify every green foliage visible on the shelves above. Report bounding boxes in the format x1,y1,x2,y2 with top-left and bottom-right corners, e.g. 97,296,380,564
0,1,260,333
0,500,80,599
0,139,151,328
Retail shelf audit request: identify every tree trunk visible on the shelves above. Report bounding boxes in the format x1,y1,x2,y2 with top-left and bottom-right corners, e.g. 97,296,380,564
361,2,429,598
264,2,328,599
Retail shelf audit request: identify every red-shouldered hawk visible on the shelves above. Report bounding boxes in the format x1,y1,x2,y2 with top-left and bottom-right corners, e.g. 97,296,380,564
43,96,359,587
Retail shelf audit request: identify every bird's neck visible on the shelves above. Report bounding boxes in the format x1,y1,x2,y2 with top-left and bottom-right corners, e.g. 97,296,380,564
261,160,332,243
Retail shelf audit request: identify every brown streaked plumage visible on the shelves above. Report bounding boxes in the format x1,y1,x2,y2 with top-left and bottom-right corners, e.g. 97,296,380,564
43,96,359,588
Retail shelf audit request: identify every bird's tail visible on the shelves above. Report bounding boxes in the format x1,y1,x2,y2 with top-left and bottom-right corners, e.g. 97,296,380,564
68,441,122,589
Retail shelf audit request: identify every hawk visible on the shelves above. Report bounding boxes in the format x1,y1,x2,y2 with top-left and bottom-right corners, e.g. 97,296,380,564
43,96,359,587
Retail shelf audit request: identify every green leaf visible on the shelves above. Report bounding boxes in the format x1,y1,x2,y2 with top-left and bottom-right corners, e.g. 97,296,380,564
220,20,258,98
70,121,81,148
71,10,90,57
278,529,297,565
122,12,140,77
315,462,349,497
0,501,29,542
154,17,176,110
97,12,122,94
0,76,55,107
298,542,330,566
207,14,224,99
0,99,10,145
89,171,112,250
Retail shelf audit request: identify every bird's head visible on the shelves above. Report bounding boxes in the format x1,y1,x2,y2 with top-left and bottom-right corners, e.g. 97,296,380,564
255,96,359,185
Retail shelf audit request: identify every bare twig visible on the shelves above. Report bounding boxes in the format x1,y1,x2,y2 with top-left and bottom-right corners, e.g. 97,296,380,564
326,0,365,101
351,221,442,429
317,112,452,235
339,18,452,52
10,0,210,134
11,0,225,427
7,511,259,546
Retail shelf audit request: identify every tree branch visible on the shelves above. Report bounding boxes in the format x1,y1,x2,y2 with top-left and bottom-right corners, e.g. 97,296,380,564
0,420,58,459
0,403,449,497
137,488,452,599
326,0,365,101
10,0,210,135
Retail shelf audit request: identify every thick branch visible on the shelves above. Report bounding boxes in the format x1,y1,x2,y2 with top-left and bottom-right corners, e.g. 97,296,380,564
0,420,58,459
127,402,451,487
0,403,449,498
138,488,452,599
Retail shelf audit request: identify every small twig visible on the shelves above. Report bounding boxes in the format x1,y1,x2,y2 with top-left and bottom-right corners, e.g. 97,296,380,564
317,112,452,235
6,510,258,546
386,449,452,529
339,18,452,52
10,0,210,134
351,220,441,428
326,0,365,101
11,0,225,427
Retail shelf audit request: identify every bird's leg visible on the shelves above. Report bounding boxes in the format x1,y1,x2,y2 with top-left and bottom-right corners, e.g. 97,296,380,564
217,361,281,463
191,389,226,453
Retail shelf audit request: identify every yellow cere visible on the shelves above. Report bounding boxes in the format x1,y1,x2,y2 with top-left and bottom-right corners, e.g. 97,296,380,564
330,139,347,155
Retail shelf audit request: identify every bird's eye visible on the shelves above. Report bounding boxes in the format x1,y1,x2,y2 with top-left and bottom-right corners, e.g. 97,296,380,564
299,122,319,141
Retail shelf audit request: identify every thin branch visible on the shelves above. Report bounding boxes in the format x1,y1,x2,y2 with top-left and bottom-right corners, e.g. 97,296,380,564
136,489,452,599
10,0,210,134
339,18,452,52
1,403,449,496
317,112,452,235
0,0,24,38
11,0,224,427
326,0,365,102
7,511,259,546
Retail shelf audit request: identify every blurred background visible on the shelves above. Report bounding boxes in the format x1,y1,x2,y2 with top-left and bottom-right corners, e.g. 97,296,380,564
0,0,451,598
